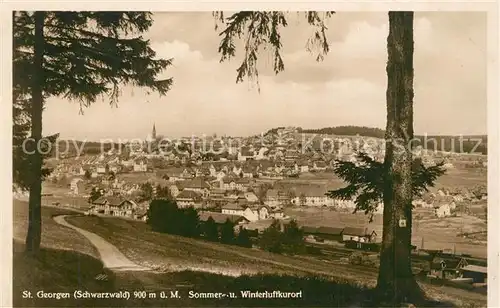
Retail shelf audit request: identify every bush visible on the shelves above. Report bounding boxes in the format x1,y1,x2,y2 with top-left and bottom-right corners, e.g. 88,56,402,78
259,220,284,253
259,219,306,255
235,227,252,248
147,199,200,237
203,216,219,241
178,207,201,237
220,219,235,244
282,219,306,255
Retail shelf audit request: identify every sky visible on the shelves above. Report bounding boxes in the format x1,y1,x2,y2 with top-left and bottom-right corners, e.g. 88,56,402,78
42,12,487,141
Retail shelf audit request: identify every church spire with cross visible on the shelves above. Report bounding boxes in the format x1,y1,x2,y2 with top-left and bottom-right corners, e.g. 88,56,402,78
152,123,157,140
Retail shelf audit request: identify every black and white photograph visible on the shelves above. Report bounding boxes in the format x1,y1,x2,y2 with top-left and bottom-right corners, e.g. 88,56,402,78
3,2,499,307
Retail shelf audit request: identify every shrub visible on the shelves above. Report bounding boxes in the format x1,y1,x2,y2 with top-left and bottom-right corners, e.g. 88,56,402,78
147,199,200,237
259,220,284,253
203,216,219,241
220,219,235,244
235,227,252,248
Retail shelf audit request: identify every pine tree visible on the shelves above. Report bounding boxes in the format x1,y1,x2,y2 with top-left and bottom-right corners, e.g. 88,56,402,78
88,187,103,203
13,11,172,254
282,219,305,255
220,218,235,244
147,199,179,234
213,11,438,303
138,182,154,202
259,219,284,254
178,207,200,238
235,227,252,248
203,216,219,242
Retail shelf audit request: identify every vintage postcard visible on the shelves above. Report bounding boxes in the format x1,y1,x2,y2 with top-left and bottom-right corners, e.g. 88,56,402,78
2,1,499,307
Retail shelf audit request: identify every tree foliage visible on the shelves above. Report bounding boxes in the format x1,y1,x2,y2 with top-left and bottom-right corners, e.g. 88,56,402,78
14,11,173,254
214,10,435,304
138,182,154,202
155,184,172,200
146,198,179,234
12,88,58,190
282,219,305,255
88,187,102,203
213,11,334,90
220,218,236,244
13,11,172,112
235,227,252,248
178,207,201,238
146,199,200,237
326,152,446,222
203,216,219,242
259,219,283,253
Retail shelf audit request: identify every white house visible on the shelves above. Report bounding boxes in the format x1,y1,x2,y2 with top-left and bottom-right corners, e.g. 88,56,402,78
244,191,259,203
91,196,138,218
133,158,148,172
168,184,181,197
70,178,84,195
435,204,452,218
312,161,328,171
221,203,270,222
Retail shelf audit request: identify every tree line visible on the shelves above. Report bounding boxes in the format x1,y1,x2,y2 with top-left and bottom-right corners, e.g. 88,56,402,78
146,199,252,248
146,198,306,254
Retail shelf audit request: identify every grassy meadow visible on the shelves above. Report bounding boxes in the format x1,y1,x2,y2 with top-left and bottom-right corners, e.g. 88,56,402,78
64,214,487,307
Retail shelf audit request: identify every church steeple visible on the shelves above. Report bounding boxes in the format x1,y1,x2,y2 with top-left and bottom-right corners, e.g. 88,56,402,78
152,123,157,140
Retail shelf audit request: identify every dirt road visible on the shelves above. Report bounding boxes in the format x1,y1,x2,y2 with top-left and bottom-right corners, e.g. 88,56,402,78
53,215,150,272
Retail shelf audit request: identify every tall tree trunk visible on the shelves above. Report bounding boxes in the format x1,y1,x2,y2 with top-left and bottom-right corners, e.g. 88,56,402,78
25,11,45,254
376,11,421,303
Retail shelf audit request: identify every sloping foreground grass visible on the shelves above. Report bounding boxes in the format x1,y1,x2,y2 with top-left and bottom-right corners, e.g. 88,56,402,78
13,200,99,258
13,240,119,307
12,240,407,307
65,214,376,280
113,270,372,307
66,215,486,307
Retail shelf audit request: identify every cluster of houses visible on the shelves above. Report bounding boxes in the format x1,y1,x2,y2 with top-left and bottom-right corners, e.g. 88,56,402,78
427,255,487,285
47,125,487,227
412,187,487,218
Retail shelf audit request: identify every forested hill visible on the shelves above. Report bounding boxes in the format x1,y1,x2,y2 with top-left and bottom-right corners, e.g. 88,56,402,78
294,126,487,155
299,126,385,138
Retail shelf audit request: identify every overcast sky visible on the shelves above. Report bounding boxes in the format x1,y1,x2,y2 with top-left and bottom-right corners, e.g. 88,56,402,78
42,11,487,141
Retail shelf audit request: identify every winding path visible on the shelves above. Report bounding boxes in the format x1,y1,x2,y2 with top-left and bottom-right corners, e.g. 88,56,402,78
53,215,150,272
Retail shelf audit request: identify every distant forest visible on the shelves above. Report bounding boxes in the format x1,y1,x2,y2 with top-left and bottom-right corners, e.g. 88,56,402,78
51,140,127,157
298,126,487,155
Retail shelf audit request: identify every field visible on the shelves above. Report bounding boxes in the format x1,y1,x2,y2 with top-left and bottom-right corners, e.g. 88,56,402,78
432,167,486,190
277,166,486,191
12,200,116,307
284,207,487,259
64,214,487,306
13,200,98,258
